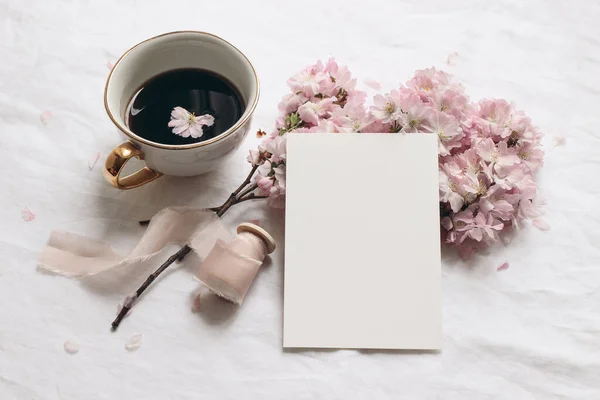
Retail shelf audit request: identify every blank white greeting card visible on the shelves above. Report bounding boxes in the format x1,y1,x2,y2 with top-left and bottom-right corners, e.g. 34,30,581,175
283,133,442,349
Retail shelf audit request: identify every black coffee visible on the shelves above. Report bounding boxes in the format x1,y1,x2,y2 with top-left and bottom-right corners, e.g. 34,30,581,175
126,68,244,145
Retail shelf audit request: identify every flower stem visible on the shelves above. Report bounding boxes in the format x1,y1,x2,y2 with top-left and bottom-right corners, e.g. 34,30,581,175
138,165,260,226
237,193,268,204
111,164,264,331
236,183,259,200
111,245,192,331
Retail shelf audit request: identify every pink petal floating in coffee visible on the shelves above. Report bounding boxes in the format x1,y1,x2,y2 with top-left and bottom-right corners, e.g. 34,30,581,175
532,219,550,231
40,110,53,125
364,78,382,90
64,340,80,354
21,207,36,222
497,261,510,271
553,134,565,147
446,52,459,66
125,334,142,351
88,152,100,170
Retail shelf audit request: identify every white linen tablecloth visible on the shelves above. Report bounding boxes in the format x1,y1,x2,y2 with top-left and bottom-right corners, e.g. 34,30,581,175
1,0,599,398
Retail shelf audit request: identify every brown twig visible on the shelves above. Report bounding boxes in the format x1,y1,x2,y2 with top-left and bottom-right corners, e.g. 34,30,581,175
234,164,260,196
236,183,259,200
138,165,259,226
237,193,268,204
111,245,192,331
112,164,264,331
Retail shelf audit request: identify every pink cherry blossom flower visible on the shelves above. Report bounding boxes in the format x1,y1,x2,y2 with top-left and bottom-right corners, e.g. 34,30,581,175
516,142,544,173
331,97,371,133
398,93,433,132
267,183,286,208
493,166,524,190
480,187,514,221
439,169,465,213
454,210,503,243
325,58,356,92
371,92,401,123
476,139,520,169
432,89,469,120
518,196,545,219
407,68,451,98
257,176,274,192
515,174,537,200
262,135,287,163
407,71,436,94
423,112,462,156
455,149,483,174
168,107,214,138
279,93,308,114
274,164,286,189
316,119,341,133
476,99,514,138
247,149,263,165
252,61,545,259
297,97,336,126
287,61,327,96
462,171,489,203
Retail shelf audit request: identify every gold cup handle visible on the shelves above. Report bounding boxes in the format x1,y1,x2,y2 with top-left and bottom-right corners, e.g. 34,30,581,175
103,142,161,189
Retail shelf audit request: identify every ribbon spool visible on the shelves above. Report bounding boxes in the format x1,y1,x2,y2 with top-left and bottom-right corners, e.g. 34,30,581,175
196,223,276,304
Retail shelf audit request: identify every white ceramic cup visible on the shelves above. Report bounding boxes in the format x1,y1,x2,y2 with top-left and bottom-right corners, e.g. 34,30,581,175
103,31,259,189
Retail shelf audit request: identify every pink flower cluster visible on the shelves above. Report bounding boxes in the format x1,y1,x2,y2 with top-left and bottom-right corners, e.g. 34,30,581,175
248,59,371,207
248,61,545,257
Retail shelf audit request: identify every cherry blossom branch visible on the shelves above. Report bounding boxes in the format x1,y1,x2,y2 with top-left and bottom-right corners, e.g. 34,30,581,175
111,245,192,331
236,193,268,204
111,164,264,331
137,164,260,227
235,183,258,200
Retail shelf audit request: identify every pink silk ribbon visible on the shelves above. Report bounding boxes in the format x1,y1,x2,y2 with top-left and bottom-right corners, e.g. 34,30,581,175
195,232,268,304
38,207,232,277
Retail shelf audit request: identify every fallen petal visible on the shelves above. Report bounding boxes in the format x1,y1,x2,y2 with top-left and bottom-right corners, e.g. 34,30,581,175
40,110,53,125
532,219,550,231
553,135,565,147
125,334,142,351
497,261,510,271
21,207,36,222
88,152,100,170
191,294,202,313
106,60,114,70
64,340,80,354
364,78,382,90
446,52,459,66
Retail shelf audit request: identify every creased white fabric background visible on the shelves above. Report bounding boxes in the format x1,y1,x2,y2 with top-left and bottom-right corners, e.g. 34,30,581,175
1,0,599,399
